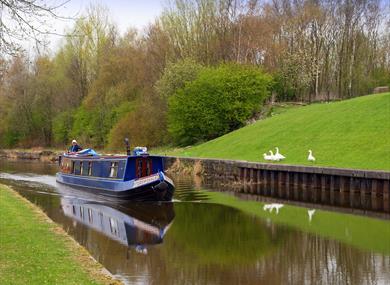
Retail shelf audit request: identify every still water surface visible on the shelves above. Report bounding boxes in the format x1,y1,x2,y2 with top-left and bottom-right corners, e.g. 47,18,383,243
0,159,389,285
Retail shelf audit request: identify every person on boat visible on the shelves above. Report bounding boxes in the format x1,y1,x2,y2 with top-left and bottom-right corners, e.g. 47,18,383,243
68,139,82,153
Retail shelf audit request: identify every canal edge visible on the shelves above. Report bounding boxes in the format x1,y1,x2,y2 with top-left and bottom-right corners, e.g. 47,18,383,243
0,183,124,285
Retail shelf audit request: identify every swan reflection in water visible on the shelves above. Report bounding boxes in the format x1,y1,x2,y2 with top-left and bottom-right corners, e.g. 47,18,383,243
60,196,175,251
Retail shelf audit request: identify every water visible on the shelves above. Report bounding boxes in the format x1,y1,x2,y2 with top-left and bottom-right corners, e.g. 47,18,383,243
0,159,389,285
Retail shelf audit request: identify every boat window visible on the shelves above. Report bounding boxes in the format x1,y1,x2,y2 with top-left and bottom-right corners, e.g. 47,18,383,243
88,162,92,176
71,161,75,174
137,159,143,177
72,205,76,215
146,160,151,176
109,162,118,178
73,161,82,175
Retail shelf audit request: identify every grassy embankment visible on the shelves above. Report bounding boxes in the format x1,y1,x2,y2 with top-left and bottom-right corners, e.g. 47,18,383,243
0,185,120,285
159,93,390,171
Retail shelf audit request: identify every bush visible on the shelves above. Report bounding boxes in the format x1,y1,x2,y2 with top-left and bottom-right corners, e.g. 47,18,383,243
168,63,272,145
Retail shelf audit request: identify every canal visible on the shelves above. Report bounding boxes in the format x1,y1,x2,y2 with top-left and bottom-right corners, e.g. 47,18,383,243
0,159,389,285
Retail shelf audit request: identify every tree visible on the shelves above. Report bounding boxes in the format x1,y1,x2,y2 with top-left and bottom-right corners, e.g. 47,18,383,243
0,0,69,55
168,63,272,145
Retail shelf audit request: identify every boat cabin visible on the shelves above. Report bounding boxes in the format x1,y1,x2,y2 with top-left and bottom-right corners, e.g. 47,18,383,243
59,155,164,181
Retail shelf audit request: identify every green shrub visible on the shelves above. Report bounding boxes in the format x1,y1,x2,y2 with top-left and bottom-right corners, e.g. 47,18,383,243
168,63,272,145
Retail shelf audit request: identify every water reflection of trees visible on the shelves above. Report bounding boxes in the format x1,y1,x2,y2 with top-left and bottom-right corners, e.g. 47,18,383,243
94,206,389,285
163,203,290,266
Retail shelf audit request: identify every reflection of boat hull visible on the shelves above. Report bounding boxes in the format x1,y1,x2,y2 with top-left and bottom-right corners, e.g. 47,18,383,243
56,172,175,202
61,197,175,246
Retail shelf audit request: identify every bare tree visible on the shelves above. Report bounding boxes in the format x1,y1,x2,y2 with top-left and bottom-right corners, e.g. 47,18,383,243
0,0,70,55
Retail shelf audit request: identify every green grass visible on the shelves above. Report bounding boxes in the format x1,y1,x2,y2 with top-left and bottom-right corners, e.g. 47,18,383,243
161,93,390,170
0,185,105,285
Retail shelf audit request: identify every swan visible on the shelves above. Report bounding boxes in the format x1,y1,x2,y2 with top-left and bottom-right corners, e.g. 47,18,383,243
263,153,273,161
269,150,279,161
275,147,286,160
263,203,284,214
307,209,316,222
308,150,316,162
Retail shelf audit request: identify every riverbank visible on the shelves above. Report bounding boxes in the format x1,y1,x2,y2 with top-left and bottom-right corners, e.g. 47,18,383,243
0,148,61,162
0,184,122,285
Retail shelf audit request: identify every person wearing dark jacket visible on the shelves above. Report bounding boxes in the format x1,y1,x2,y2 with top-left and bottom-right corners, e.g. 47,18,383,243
69,139,82,153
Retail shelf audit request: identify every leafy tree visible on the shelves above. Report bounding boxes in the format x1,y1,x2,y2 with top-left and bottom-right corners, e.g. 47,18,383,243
168,63,272,145
156,58,203,100
52,111,74,145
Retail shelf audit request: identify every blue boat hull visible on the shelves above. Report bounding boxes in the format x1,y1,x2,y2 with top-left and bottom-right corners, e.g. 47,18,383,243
56,173,174,201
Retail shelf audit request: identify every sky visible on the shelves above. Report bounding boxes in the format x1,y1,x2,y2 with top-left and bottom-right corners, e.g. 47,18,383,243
30,0,165,53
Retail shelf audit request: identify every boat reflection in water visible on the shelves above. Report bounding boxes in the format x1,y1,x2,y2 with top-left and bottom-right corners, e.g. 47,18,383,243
60,196,175,250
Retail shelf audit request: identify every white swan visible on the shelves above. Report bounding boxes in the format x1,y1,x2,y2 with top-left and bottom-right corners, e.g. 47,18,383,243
269,150,278,161
275,147,286,160
263,203,284,214
308,150,316,162
307,209,316,222
263,153,273,161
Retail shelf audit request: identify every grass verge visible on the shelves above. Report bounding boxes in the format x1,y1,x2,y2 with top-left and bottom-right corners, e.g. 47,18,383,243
0,184,122,285
159,93,390,171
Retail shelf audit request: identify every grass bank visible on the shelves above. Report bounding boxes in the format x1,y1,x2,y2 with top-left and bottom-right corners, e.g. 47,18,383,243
0,184,121,285
159,93,390,171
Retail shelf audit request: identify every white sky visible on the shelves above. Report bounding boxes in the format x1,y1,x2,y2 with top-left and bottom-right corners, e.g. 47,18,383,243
27,0,165,54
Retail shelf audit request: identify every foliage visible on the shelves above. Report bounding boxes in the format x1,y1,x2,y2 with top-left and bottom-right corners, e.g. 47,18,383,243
53,111,74,145
107,95,167,149
168,64,272,145
1,1,390,149
155,58,203,100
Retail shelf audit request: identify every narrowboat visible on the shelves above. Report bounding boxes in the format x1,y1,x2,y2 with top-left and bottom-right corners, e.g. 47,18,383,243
56,148,175,201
